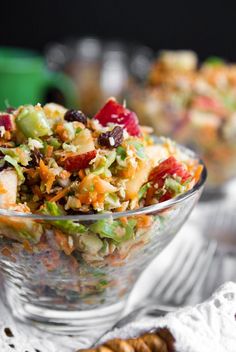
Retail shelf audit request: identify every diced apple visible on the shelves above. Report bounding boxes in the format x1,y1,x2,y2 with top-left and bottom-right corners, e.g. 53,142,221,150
0,169,17,207
72,128,95,154
125,160,151,200
43,103,67,119
78,174,117,194
93,177,117,193
125,146,170,200
94,98,141,136
64,150,97,171
0,215,43,243
145,145,169,167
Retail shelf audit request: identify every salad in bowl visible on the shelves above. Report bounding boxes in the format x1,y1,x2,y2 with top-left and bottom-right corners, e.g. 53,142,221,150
129,51,236,188
0,99,205,334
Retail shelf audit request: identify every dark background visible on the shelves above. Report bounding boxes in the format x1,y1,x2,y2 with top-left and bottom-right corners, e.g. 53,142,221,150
1,0,236,60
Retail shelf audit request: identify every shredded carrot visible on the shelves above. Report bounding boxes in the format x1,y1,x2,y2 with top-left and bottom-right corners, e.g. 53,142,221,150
119,166,136,179
78,175,94,193
25,168,39,179
92,193,105,208
77,192,97,205
77,193,90,204
90,191,98,203
39,159,48,178
32,185,43,199
39,159,55,193
120,217,128,225
78,169,86,180
49,186,70,202
77,175,116,206
116,205,127,212
23,240,33,253
96,193,105,204
136,214,153,228
55,123,68,141
4,131,11,140
55,229,75,255
145,186,155,206
94,177,106,193
0,217,27,230
93,176,117,193
45,145,54,158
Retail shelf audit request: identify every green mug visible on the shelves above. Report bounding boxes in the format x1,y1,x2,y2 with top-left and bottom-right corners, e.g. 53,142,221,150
0,47,76,110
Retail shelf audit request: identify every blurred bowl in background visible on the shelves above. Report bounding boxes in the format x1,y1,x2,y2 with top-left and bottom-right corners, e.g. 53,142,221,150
128,50,236,190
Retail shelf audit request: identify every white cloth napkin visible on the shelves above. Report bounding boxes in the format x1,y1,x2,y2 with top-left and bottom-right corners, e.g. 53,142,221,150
100,282,236,352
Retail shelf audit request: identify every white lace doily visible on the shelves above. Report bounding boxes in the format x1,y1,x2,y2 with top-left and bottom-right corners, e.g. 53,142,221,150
0,291,95,352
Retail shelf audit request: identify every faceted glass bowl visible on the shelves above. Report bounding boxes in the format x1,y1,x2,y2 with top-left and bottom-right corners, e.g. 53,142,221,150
0,146,206,335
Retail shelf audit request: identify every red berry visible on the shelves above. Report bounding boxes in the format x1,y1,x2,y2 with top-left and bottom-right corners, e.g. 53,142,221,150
64,150,97,172
94,98,141,136
149,156,191,187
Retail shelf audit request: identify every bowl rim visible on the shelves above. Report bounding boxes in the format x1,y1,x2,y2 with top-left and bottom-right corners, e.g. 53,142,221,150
0,144,207,221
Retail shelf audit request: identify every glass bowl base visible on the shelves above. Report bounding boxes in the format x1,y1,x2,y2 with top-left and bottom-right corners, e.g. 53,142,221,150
5,286,126,336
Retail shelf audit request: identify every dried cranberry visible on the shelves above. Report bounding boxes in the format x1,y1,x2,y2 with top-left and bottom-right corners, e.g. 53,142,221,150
98,126,123,148
64,109,87,125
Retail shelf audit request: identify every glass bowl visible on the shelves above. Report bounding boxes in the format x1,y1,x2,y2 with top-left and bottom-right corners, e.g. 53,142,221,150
128,88,236,190
0,146,206,335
